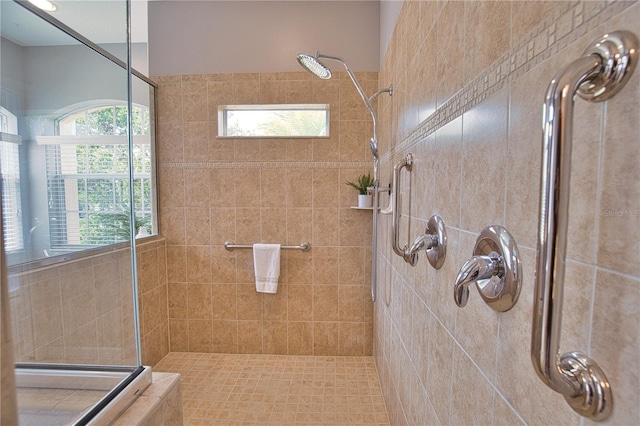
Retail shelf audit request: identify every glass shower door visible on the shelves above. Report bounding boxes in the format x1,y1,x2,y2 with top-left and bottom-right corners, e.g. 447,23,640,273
1,1,155,423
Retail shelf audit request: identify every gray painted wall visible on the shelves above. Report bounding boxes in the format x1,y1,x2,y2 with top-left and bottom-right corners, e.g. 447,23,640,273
22,43,149,115
0,39,25,117
379,0,402,64
148,0,380,75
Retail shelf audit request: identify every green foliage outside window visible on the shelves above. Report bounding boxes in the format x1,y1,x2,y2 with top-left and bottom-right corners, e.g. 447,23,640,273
50,104,153,247
222,105,329,137
73,106,150,136
257,110,327,137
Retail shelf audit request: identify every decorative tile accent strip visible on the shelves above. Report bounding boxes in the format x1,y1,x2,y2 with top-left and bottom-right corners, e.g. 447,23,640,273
160,160,372,170
389,0,634,158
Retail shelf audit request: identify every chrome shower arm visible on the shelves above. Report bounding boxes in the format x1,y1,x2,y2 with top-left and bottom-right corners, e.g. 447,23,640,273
315,52,390,157
369,87,394,104
316,51,386,303
304,51,392,162
300,50,393,302
316,52,375,116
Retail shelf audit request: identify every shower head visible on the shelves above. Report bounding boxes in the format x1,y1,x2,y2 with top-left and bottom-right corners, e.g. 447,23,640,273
297,51,392,164
369,137,379,159
297,53,332,79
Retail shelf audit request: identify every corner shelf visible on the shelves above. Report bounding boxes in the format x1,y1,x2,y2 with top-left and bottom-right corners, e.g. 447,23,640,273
350,206,375,210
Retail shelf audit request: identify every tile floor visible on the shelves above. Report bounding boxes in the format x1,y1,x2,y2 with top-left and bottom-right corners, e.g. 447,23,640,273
154,352,390,425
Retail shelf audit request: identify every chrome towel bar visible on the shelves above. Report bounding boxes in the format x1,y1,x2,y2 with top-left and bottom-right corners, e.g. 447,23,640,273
533,30,638,421
224,241,311,252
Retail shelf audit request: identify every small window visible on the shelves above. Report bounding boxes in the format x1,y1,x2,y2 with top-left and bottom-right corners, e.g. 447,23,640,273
218,104,329,138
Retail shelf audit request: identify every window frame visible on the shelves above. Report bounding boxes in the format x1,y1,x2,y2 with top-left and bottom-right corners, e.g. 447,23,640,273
217,103,330,138
39,103,154,249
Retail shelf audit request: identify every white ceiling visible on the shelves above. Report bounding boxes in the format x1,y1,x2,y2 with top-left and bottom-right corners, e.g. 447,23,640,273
0,0,149,46
1,1,398,74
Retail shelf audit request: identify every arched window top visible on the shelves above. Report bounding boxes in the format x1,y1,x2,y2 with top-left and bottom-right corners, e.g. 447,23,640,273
58,103,150,137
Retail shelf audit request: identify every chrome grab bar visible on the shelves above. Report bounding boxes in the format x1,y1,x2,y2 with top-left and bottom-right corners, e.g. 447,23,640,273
391,153,413,262
224,241,311,252
389,154,447,268
533,31,638,421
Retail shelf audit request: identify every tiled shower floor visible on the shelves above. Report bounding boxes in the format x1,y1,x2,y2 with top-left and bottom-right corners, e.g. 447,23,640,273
154,352,390,425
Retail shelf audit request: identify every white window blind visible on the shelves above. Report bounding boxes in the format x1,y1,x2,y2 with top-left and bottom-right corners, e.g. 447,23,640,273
0,107,23,253
45,105,152,248
1,137,23,252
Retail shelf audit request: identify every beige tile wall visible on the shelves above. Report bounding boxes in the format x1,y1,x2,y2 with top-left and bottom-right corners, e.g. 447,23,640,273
138,238,170,366
8,237,168,366
154,71,377,356
375,1,639,425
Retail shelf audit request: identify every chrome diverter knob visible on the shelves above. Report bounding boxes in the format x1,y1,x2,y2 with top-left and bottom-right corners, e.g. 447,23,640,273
454,225,521,312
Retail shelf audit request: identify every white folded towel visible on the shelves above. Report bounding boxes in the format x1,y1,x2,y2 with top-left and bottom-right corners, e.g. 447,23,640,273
253,243,281,293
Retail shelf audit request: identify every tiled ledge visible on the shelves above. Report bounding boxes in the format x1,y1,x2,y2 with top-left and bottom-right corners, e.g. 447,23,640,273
112,372,183,426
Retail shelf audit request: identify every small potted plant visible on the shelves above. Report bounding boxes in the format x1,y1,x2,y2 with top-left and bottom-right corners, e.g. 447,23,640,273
345,173,374,208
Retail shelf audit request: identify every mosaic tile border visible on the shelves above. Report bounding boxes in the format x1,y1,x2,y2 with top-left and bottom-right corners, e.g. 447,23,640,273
390,0,635,157
160,160,372,170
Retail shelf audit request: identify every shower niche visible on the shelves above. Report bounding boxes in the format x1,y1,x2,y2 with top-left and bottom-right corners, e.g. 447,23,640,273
1,0,158,424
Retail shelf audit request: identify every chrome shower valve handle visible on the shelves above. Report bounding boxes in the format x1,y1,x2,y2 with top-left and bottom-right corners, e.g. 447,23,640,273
454,225,521,312
454,252,502,307
403,233,436,266
403,215,447,268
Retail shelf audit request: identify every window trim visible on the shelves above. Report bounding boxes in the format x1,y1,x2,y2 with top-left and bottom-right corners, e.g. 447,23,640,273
36,135,151,145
